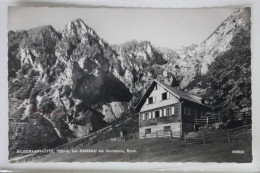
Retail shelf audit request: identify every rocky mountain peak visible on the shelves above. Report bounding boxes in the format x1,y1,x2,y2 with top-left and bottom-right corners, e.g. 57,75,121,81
165,8,251,88
19,25,60,48
62,18,98,40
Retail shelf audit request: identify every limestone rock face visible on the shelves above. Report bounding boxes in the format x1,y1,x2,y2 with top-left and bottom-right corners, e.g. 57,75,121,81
163,8,251,88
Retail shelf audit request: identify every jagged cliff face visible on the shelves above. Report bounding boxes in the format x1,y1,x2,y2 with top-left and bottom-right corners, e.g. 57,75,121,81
167,8,251,88
8,8,251,154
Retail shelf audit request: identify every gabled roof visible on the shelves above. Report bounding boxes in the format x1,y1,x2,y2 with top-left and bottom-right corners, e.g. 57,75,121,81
157,80,202,104
135,79,211,111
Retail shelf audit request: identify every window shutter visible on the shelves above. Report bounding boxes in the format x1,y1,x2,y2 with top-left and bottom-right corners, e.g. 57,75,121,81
154,96,156,103
149,112,151,119
160,110,163,117
142,114,145,120
146,98,149,105
164,109,167,116
172,107,175,115
162,109,165,116
167,92,170,99
152,112,155,119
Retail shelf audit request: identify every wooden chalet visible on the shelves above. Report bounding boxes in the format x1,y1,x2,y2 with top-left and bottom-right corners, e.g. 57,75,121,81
135,80,212,139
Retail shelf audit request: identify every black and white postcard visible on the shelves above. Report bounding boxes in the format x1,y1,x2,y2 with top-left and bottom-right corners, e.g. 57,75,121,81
7,6,252,163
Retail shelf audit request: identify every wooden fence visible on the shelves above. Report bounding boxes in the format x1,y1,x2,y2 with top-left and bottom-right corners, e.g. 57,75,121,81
228,124,252,141
184,124,251,144
194,111,252,128
126,132,139,140
231,112,252,121
106,132,139,142
194,116,220,126
106,130,181,142
139,130,178,139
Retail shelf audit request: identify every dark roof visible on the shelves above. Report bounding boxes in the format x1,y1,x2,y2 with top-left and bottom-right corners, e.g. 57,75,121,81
135,80,211,111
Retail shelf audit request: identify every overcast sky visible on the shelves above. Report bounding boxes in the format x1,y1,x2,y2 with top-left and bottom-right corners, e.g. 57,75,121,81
8,7,236,49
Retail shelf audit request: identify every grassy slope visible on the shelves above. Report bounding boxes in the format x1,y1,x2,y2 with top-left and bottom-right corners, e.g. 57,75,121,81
32,138,252,163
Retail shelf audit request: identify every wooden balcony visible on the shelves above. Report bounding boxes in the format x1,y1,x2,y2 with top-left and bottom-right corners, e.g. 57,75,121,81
140,116,179,127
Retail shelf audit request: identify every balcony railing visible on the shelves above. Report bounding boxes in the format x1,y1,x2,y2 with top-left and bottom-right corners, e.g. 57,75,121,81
140,116,178,127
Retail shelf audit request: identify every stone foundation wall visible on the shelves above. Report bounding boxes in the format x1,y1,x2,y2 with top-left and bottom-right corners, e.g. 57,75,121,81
139,122,181,139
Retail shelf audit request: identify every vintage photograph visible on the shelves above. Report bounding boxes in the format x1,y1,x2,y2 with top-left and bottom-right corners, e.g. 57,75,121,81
8,7,251,163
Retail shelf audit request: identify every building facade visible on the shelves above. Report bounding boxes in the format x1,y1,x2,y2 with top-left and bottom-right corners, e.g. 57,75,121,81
135,80,211,139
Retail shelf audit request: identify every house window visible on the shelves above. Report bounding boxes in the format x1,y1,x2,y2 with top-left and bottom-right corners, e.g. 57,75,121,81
162,92,167,100
161,92,170,101
164,126,171,131
154,84,158,90
143,113,149,121
148,97,154,104
145,113,149,120
155,110,160,118
166,108,172,116
145,128,151,134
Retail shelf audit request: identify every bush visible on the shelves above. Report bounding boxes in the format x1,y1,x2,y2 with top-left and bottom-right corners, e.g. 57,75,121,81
38,97,55,115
